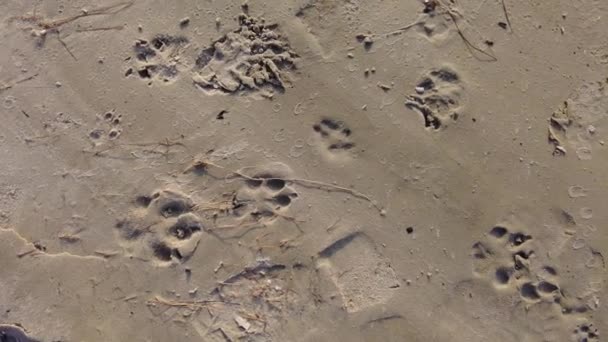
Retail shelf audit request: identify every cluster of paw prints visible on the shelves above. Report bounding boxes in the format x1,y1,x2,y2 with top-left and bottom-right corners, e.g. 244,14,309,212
405,67,464,130
125,10,299,97
88,110,123,145
115,189,203,266
126,34,189,84
312,118,355,157
233,172,299,223
472,226,598,319
573,323,599,342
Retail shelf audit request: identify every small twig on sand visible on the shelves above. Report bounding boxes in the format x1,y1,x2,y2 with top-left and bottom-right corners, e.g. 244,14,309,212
186,159,384,214
379,20,421,38
75,25,124,32
501,0,512,32
363,0,497,62
443,7,497,61
0,73,39,93
12,1,134,31
325,218,341,233
85,138,187,159
56,34,77,60
147,296,240,309
365,314,403,325
210,222,266,231
12,2,132,60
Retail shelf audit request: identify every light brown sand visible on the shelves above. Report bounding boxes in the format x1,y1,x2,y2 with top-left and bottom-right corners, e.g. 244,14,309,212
1,0,607,341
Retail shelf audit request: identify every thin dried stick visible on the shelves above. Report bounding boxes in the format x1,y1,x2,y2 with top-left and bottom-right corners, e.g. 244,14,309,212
0,73,39,93
57,34,77,60
443,7,497,61
188,160,384,214
13,1,134,31
210,222,266,231
501,0,512,32
379,20,421,38
147,296,240,308
75,25,124,32
371,0,497,61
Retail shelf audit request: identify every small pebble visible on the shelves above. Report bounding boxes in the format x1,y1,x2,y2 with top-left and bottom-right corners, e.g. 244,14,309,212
179,17,190,28
347,52,354,58
415,86,425,94
55,81,62,87
587,125,596,134
377,82,391,91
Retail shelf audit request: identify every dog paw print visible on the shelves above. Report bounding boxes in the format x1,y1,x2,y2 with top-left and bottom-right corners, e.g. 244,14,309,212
472,225,553,301
471,224,598,318
126,34,189,84
193,162,299,238
115,189,204,266
312,118,355,157
572,323,599,342
405,67,464,130
88,109,124,145
236,166,298,219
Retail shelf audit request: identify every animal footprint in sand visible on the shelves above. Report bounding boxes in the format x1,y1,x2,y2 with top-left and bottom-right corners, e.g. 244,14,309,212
88,109,124,145
572,323,600,342
471,224,599,317
115,189,203,266
192,13,299,97
208,163,299,234
472,226,565,301
405,67,464,130
548,79,607,158
317,231,399,313
128,34,189,84
312,118,355,158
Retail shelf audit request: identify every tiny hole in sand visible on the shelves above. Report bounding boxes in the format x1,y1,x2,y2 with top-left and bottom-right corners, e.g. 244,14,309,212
495,267,511,284
273,194,291,206
152,242,172,261
489,226,508,238
265,178,285,190
520,283,540,300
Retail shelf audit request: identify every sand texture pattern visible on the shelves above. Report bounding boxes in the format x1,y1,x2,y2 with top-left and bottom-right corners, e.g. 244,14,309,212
0,0,607,341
